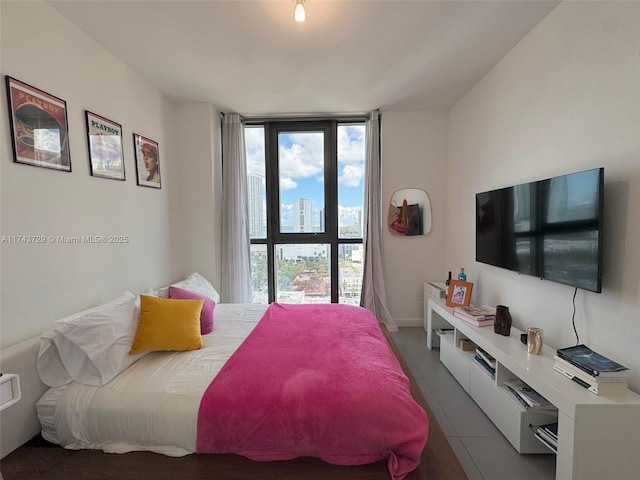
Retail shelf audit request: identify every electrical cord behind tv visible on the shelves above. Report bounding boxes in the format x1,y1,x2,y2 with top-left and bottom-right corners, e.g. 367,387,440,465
572,287,579,345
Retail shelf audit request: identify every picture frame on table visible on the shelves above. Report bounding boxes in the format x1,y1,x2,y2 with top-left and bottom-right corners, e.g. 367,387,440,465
85,111,125,180
446,280,474,308
133,133,160,189
5,76,71,172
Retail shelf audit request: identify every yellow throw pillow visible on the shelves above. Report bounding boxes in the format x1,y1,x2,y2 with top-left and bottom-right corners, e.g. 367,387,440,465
130,295,204,354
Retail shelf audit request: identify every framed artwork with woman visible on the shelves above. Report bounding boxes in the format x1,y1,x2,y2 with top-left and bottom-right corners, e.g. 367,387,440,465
133,133,160,188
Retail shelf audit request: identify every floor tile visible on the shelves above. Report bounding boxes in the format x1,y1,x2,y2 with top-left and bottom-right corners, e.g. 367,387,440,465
393,327,555,480
461,436,556,480
446,437,484,480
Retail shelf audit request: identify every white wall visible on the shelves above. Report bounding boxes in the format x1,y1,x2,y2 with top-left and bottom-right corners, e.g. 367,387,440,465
0,2,180,347
381,110,448,325
171,102,222,288
447,1,640,391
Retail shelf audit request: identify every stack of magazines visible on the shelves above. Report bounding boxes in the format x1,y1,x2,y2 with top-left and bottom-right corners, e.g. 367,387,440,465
554,344,629,395
503,378,557,412
452,305,496,327
473,346,496,378
531,422,558,453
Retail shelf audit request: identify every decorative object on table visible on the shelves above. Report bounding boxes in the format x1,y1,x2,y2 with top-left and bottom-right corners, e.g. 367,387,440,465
445,271,452,296
387,188,431,235
134,133,161,188
85,111,125,180
5,76,71,172
445,280,473,308
527,327,544,355
457,268,467,281
494,304,512,336
452,304,495,327
556,344,629,378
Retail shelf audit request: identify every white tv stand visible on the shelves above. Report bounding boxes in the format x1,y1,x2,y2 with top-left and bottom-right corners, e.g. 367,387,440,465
425,296,640,480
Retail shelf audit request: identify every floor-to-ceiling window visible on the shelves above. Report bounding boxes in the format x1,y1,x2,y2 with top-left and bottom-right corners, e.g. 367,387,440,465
245,119,366,304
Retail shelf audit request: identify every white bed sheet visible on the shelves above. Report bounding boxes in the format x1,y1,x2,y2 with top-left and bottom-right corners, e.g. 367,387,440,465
37,303,268,456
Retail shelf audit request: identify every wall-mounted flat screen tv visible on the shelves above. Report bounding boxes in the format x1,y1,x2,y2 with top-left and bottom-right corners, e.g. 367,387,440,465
476,167,603,293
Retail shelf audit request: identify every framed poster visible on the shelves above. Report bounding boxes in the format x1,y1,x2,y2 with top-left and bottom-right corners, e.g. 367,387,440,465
133,133,160,188
85,111,125,180
5,76,71,171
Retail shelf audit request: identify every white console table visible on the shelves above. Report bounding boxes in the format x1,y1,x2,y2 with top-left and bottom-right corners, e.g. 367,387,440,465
425,296,640,480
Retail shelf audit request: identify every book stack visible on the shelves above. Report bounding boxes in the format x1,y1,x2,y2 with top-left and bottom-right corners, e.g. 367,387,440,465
452,304,496,327
531,422,558,453
503,378,557,412
473,346,496,378
554,344,629,395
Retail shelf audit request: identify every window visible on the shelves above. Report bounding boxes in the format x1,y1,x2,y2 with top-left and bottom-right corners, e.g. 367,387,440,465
245,119,366,304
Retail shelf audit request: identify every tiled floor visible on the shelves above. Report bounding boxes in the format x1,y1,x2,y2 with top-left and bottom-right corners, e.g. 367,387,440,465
392,327,556,480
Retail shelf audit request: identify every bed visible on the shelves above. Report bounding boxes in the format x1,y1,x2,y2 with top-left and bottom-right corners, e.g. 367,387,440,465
34,274,428,480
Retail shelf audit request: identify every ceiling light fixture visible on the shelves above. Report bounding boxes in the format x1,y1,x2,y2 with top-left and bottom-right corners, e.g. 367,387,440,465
294,0,306,23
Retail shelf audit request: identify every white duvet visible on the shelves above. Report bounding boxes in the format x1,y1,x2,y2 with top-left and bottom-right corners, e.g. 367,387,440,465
37,304,268,456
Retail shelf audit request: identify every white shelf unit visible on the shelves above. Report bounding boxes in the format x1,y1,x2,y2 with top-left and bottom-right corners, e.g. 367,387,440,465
425,295,640,480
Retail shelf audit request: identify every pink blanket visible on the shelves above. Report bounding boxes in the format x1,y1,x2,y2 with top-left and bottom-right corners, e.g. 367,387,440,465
196,303,428,479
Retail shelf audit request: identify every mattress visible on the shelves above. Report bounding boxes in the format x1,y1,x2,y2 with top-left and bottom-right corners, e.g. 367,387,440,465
37,303,268,456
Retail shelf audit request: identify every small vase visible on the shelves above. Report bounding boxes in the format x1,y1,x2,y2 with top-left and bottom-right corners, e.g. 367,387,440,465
495,305,512,336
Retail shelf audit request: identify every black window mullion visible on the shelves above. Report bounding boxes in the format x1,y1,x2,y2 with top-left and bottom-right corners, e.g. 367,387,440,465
264,121,277,303
326,121,339,302
248,118,365,305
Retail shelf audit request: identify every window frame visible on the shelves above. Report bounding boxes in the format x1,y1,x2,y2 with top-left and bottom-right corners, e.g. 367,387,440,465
246,116,366,304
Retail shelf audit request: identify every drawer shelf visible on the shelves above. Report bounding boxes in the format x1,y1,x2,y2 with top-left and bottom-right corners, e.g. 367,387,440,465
425,295,640,480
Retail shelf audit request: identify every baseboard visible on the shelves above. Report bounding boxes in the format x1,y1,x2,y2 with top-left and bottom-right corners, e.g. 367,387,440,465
395,318,423,328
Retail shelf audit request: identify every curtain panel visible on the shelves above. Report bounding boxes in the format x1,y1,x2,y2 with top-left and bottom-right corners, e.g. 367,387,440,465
220,113,252,303
361,111,396,331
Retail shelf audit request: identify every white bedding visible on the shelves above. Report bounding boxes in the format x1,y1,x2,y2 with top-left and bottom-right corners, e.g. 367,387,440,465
37,303,268,456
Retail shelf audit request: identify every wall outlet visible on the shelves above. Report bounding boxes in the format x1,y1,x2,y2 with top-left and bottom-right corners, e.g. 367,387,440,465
415,290,423,301
0,374,21,412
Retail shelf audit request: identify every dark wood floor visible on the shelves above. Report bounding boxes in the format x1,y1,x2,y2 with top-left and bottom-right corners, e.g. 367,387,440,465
1,326,468,480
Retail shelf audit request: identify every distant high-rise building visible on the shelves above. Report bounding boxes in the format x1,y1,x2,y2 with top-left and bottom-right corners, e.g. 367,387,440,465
248,174,266,238
293,198,313,233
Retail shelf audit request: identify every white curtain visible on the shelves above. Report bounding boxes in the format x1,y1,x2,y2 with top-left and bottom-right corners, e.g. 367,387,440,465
220,113,252,303
360,111,397,332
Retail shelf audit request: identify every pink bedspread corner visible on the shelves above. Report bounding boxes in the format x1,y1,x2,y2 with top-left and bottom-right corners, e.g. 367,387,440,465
197,303,428,480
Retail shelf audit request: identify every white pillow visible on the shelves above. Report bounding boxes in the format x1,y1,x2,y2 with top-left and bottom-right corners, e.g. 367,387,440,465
37,292,146,387
156,272,221,303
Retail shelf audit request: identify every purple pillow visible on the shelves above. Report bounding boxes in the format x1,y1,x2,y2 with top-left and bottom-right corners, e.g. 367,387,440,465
169,285,214,335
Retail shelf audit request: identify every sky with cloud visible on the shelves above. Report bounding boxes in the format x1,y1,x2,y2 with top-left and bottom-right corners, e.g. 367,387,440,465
245,124,365,229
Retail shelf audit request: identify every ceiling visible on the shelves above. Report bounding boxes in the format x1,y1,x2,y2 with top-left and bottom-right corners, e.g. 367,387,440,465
48,0,560,116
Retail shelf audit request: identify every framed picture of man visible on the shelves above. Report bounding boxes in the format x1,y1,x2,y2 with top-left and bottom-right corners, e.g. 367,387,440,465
133,133,160,188
5,76,71,172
